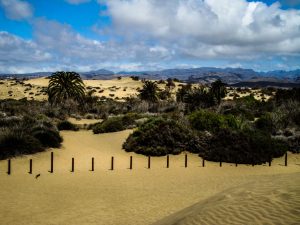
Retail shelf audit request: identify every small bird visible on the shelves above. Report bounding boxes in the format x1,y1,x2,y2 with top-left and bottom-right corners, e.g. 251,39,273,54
35,174,41,179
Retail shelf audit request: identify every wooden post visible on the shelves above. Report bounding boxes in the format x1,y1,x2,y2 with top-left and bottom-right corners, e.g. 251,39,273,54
91,157,94,171
29,159,32,174
71,158,74,172
269,157,272,167
235,162,238,167
49,152,54,173
7,159,11,175
202,158,205,167
219,156,222,167
185,154,188,168
129,156,133,170
285,152,288,167
148,156,151,169
166,155,169,168
111,157,114,170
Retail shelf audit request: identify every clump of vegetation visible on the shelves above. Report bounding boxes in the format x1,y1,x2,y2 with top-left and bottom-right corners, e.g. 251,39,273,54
57,120,79,131
31,125,62,148
188,110,240,132
0,116,62,159
92,113,141,134
0,129,43,160
201,129,288,164
123,118,205,156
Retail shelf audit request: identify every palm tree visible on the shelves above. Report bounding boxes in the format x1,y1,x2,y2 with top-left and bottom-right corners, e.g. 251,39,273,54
139,80,159,102
47,71,85,105
210,79,227,104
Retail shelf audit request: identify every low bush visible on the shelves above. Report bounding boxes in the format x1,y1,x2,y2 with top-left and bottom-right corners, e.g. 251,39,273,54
255,114,274,134
92,113,140,134
188,110,240,132
57,120,79,131
123,118,205,156
30,125,63,148
0,129,43,160
200,129,287,164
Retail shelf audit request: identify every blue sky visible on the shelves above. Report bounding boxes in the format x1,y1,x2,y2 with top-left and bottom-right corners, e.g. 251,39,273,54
0,0,300,73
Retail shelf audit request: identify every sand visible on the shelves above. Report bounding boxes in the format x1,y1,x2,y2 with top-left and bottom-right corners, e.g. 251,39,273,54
0,130,299,225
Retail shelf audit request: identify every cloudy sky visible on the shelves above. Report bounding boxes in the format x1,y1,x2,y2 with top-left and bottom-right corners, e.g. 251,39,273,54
0,0,300,73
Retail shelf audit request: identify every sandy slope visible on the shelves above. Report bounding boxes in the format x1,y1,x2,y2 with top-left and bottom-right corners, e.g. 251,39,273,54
1,77,271,102
0,130,299,225
153,173,300,225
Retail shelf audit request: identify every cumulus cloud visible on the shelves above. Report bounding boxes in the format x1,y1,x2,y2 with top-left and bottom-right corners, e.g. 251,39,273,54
0,0,33,20
65,0,91,4
104,0,300,59
1,0,300,73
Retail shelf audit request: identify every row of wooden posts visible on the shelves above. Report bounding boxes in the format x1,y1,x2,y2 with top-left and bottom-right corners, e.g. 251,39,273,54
5,152,289,175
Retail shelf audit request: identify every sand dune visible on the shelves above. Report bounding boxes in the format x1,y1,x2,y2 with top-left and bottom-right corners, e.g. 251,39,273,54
153,173,300,225
0,130,299,225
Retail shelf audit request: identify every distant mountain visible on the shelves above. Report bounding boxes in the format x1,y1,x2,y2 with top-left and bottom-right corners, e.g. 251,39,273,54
81,69,115,80
231,81,300,88
1,67,300,84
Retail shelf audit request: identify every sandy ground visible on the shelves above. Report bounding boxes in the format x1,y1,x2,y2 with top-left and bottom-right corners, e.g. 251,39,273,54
0,130,299,225
1,77,271,102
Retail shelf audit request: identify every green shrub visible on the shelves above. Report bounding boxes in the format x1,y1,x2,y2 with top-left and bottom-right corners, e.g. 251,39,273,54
123,118,205,156
188,110,239,132
255,114,274,134
92,113,140,134
30,126,62,148
57,120,79,131
0,129,43,160
200,129,287,164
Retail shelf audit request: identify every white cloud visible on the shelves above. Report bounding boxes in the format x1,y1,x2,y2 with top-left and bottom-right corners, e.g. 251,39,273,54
1,0,300,73
0,0,33,20
65,0,91,5
104,0,300,59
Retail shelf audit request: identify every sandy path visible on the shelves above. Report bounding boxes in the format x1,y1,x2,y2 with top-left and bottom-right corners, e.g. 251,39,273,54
0,130,299,225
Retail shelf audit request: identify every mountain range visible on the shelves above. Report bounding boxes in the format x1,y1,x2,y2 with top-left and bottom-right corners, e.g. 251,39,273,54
1,67,300,85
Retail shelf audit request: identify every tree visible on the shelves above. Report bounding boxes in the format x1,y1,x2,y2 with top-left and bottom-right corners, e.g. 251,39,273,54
184,87,216,111
210,79,227,104
47,71,85,105
139,81,159,102
176,84,192,102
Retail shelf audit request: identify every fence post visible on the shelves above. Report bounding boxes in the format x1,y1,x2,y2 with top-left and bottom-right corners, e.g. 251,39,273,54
219,156,222,167
166,155,169,168
71,158,74,172
185,154,188,168
148,156,151,169
49,152,54,173
111,157,114,170
29,159,32,174
269,156,272,167
202,158,205,167
129,156,133,170
7,159,11,175
91,157,94,171
285,152,288,166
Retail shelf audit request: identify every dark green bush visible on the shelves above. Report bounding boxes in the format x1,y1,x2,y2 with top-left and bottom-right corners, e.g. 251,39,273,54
123,118,205,156
255,114,274,134
57,120,79,131
30,126,62,148
0,129,43,160
92,113,140,134
201,129,287,164
188,110,239,132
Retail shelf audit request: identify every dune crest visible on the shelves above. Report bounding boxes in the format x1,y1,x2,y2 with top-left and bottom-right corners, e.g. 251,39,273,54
153,172,300,225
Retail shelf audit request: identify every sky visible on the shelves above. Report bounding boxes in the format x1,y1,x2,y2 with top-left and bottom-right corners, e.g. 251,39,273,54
0,0,300,73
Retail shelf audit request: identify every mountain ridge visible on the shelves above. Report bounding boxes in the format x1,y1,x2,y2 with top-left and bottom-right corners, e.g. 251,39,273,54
1,67,299,84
